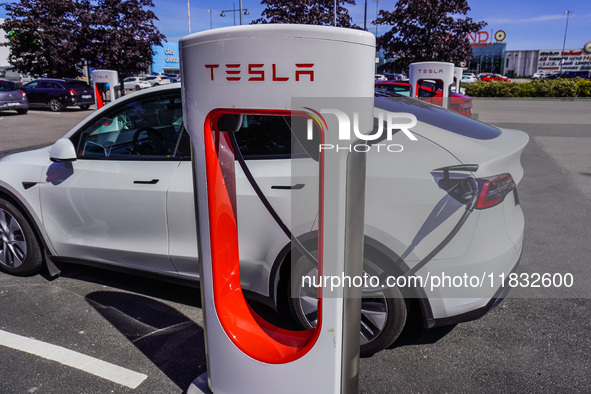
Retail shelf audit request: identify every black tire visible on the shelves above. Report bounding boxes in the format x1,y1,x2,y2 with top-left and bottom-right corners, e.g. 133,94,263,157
49,98,63,112
0,198,43,276
16,109,28,115
79,105,90,110
135,85,141,91
289,246,408,357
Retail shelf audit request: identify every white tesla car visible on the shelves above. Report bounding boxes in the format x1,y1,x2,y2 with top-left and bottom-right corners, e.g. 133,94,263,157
0,85,527,355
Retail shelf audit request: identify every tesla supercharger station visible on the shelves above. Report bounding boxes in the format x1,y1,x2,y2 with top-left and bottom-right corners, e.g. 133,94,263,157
453,67,463,93
180,25,375,393
91,69,119,108
409,61,455,108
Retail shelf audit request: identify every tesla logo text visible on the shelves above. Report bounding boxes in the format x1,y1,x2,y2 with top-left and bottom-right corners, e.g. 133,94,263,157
204,63,314,82
418,68,444,74
308,109,418,153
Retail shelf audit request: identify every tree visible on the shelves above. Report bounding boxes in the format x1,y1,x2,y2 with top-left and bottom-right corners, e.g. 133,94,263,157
253,0,357,28
375,0,486,71
0,0,86,77
0,0,165,84
91,0,165,88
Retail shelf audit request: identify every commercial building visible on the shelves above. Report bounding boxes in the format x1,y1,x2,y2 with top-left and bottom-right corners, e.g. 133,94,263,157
505,47,591,77
151,43,180,74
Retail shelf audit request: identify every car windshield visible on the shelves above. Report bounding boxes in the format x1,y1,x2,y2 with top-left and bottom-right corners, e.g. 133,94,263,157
0,81,19,91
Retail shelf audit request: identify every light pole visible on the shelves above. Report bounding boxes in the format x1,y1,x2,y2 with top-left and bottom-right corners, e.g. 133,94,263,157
334,0,337,26
560,10,573,74
373,0,381,37
221,3,249,26
208,10,214,29
187,0,191,34
364,0,368,30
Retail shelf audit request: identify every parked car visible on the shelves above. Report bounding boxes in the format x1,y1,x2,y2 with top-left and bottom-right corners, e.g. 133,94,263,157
0,79,29,114
547,70,590,80
375,81,474,117
461,74,477,83
375,74,387,81
143,75,171,86
22,78,94,111
0,84,527,356
123,76,151,90
531,72,545,79
480,74,511,82
166,74,181,83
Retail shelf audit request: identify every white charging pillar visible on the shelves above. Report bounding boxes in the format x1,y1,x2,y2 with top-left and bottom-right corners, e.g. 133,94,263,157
91,69,119,107
453,67,464,93
180,25,374,393
409,61,455,108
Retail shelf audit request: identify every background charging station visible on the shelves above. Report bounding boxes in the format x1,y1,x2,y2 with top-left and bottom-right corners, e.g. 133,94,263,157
180,25,375,393
409,61,455,108
91,69,119,108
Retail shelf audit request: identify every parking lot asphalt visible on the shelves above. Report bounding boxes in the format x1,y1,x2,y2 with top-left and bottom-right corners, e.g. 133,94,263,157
1,100,590,393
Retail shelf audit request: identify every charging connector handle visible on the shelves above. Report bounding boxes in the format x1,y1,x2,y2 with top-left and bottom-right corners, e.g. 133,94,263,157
227,131,319,266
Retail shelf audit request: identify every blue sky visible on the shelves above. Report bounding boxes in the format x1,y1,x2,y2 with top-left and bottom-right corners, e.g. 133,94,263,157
2,0,591,50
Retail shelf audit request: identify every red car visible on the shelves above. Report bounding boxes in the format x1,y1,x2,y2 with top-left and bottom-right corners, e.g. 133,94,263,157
480,74,511,82
375,81,473,117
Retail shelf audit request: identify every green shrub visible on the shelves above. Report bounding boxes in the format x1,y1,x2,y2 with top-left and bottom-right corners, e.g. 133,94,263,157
575,79,591,97
464,79,583,98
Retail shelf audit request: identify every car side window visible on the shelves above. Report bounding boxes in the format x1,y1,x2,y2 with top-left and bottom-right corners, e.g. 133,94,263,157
25,81,38,89
75,93,184,160
232,114,317,160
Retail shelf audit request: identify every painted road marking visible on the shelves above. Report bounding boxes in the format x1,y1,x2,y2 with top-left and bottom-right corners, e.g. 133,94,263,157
0,329,147,389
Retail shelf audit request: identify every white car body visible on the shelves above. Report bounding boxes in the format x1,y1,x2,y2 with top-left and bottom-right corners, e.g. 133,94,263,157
123,77,151,90
0,85,527,354
461,75,477,83
142,75,171,86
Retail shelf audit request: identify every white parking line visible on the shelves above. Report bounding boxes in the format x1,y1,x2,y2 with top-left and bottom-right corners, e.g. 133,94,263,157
0,329,147,389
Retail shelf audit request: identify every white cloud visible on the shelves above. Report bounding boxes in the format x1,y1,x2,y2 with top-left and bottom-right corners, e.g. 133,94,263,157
486,14,570,24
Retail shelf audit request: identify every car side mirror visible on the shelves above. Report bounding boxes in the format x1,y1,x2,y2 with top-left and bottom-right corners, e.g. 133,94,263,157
50,138,77,162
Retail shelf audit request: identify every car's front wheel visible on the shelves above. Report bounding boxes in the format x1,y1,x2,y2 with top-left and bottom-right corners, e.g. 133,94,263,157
79,105,90,110
0,198,43,276
135,85,141,91
49,98,63,112
289,247,408,357
16,109,28,115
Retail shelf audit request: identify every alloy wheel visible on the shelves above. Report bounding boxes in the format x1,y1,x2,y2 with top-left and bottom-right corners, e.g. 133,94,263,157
0,208,27,269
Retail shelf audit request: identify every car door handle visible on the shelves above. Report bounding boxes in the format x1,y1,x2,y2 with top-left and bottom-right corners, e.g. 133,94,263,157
271,183,305,190
134,179,159,184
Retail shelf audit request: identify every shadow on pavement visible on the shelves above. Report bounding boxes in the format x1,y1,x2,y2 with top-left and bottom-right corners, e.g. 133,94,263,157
86,291,206,390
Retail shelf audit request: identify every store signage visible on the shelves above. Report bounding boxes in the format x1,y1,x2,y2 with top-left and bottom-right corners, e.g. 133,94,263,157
467,30,506,45
537,48,591,73
582,42,591,54
164,48,179,63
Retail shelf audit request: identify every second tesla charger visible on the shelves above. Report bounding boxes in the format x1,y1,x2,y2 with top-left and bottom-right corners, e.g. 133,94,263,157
180,25,376,393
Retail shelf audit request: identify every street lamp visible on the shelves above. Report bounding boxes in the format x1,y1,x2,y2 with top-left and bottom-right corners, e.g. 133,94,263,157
187,0,191,34
220,3,249,26
560,10,573,73
208,9,214,29
373,0,381,37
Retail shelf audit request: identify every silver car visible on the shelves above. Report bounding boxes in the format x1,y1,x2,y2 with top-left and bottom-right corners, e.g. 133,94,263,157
0,79,29,115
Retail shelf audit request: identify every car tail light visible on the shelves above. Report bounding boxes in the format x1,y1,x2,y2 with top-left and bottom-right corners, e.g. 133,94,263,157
21,90,26,98
476,174,516,209
69,89,76,95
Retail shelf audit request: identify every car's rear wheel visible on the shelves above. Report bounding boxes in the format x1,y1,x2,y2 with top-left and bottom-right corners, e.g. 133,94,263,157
49,98,63,112
16,109,28,114
0,198,43,276
79,105,90,110
289,247,407,357
135,85,141,91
